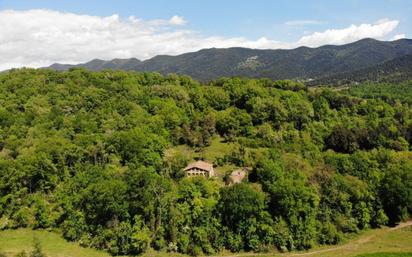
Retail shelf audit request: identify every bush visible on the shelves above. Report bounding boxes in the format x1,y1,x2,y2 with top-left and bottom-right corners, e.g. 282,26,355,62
14,251,28,257
61,211,86,241
189,245,203,257
177,234,190,254
12,207,30,228
130,216,151,255
225,232,243,252
30,238,46,257
273,218,293,251
167,242,178,252
32,198,51,229
108,222,134,255
318,222,341,245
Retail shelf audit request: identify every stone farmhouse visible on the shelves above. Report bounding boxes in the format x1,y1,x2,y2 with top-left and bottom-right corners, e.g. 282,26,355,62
184,160,215,178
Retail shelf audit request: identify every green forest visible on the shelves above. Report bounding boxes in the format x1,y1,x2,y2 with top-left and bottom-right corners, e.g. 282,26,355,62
0,68,411,256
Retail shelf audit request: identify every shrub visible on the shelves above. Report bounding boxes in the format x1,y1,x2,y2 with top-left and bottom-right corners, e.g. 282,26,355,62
318,222,341,245
130,216,151,255
30,238,46,257
14,251,28,257
225,232,243,252
12,208,30,228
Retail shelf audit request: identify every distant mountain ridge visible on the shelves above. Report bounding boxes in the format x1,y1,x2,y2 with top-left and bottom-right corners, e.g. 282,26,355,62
48,38,412,82
50,58,142,71
308,53,412,85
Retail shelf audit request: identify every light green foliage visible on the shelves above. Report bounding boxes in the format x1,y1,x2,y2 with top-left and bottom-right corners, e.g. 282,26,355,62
174,177,222,255
0,69,411,256
346,81,412,105
219,183,275,252
130,216,151,255
253,152,318,250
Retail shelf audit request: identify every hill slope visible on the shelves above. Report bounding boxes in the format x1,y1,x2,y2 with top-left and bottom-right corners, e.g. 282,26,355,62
309,53,412,85
1,69,412,256
48,38,412,81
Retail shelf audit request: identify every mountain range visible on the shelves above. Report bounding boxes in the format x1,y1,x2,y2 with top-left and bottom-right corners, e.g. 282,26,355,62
49,38,412,83
307,53,412,85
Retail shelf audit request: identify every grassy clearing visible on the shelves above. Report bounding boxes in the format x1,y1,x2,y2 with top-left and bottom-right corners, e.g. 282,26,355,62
164,136,238,179
355,253,412,257
0,229,112,257
165,137,235,162
280,225,412,257
0,229,186,257
0,224,411,257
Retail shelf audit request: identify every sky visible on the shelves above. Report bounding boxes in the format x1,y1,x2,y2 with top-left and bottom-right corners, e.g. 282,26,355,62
0,0,411,70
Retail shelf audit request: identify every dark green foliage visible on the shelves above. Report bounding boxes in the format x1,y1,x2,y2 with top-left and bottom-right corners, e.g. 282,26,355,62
174,178,222,255
310,54,412,86
0,68,411,256
325,126,359,153
49,38,412,82
317,221,341,245
253,154,318,249
379,155,412,225
219,183,274,251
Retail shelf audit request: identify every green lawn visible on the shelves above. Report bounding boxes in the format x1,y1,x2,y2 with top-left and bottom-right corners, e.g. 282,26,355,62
0,229,186,257
356,253,412,257
281,225,412,257
0,225,411,257
0,229,112,257
165,136,232,158
164,136,238,179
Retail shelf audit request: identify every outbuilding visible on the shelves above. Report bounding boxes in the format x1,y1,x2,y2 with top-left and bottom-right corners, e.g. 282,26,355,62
226,168,248,185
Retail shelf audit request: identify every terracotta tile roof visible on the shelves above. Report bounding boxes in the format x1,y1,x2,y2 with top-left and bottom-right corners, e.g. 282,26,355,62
184,160,214,172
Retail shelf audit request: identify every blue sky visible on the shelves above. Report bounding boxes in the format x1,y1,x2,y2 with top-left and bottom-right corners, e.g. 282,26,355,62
1,0,411,41
0,0,411,69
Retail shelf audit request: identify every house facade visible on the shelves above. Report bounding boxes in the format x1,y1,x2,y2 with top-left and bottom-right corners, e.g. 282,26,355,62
184,160,215,178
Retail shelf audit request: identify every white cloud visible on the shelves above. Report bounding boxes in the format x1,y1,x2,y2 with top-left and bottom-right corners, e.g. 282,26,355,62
0,9,403,70
169,15,186,26
0,9,289,70
298,19,399,47
284,20,324,26
391,33,406,40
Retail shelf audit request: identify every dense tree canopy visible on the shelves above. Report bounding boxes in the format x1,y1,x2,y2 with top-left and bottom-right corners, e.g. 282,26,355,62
0,68,411,255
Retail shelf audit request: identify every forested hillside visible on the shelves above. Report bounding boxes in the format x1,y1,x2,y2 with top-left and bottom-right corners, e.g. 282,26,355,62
49,38,412,81
346,81,412,105
309,54,412,86
0,69,412,256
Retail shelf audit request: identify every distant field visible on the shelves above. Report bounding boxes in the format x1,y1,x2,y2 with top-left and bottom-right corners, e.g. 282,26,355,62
164,136,267,180
356,253,412,257
0,223,411,257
